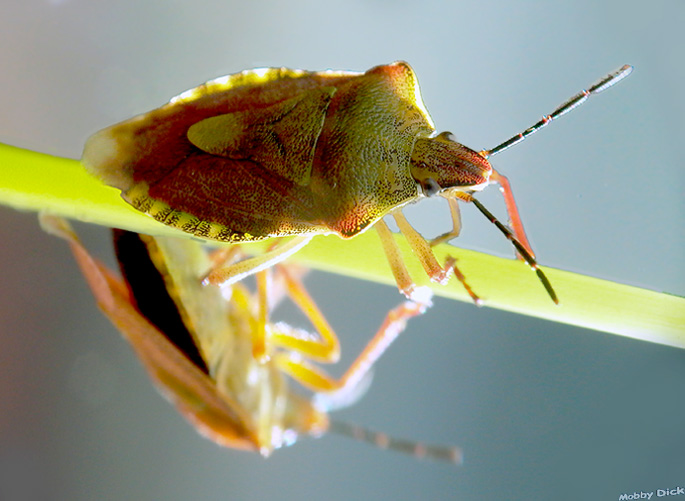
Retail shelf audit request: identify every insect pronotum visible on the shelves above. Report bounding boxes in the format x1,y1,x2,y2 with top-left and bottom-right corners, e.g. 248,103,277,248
82,62,633,304
41,215,459,462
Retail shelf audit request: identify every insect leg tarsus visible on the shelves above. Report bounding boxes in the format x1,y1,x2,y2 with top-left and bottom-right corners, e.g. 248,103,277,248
443,256,482,306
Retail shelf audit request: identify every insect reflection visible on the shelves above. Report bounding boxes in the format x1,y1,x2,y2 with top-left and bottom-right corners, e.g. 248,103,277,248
42,216,459,462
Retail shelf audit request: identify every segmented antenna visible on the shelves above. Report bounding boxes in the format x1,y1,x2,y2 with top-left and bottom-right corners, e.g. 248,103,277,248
329,420,463,465
482,65,633,158
465,65,633,303
470,197,558,304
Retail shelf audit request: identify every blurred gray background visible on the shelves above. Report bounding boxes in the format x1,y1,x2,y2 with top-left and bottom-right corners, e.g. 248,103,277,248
0,1,683,500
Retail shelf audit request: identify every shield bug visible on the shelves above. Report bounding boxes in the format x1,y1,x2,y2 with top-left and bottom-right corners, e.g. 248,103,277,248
41,215,458,462
82,62,633,303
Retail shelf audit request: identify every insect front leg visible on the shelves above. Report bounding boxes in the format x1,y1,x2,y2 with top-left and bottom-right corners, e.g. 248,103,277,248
487,168,535,260
206,245,243,270
442,256,482,305
429,197,462,247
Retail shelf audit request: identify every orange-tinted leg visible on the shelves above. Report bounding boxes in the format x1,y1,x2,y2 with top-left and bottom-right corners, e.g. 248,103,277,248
269,264,340,364
430,197,462,247
377,214,482,305
488,168,535,259
272,284,431,395
375,219,418,300
393,211,449,285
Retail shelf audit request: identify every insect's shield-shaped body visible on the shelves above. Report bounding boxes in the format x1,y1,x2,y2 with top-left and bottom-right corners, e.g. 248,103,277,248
82,62,489,242
82,60,631,303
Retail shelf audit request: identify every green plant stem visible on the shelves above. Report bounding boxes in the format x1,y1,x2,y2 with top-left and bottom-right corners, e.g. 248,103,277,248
1,142,683,348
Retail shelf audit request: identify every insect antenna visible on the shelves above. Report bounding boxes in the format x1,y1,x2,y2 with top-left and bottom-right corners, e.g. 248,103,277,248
466,65,632,303
481,64,633,158
470,197,558,304
329,420,463,465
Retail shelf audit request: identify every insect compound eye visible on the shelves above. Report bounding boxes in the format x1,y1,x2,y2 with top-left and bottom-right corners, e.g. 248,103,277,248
421,177,441,197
